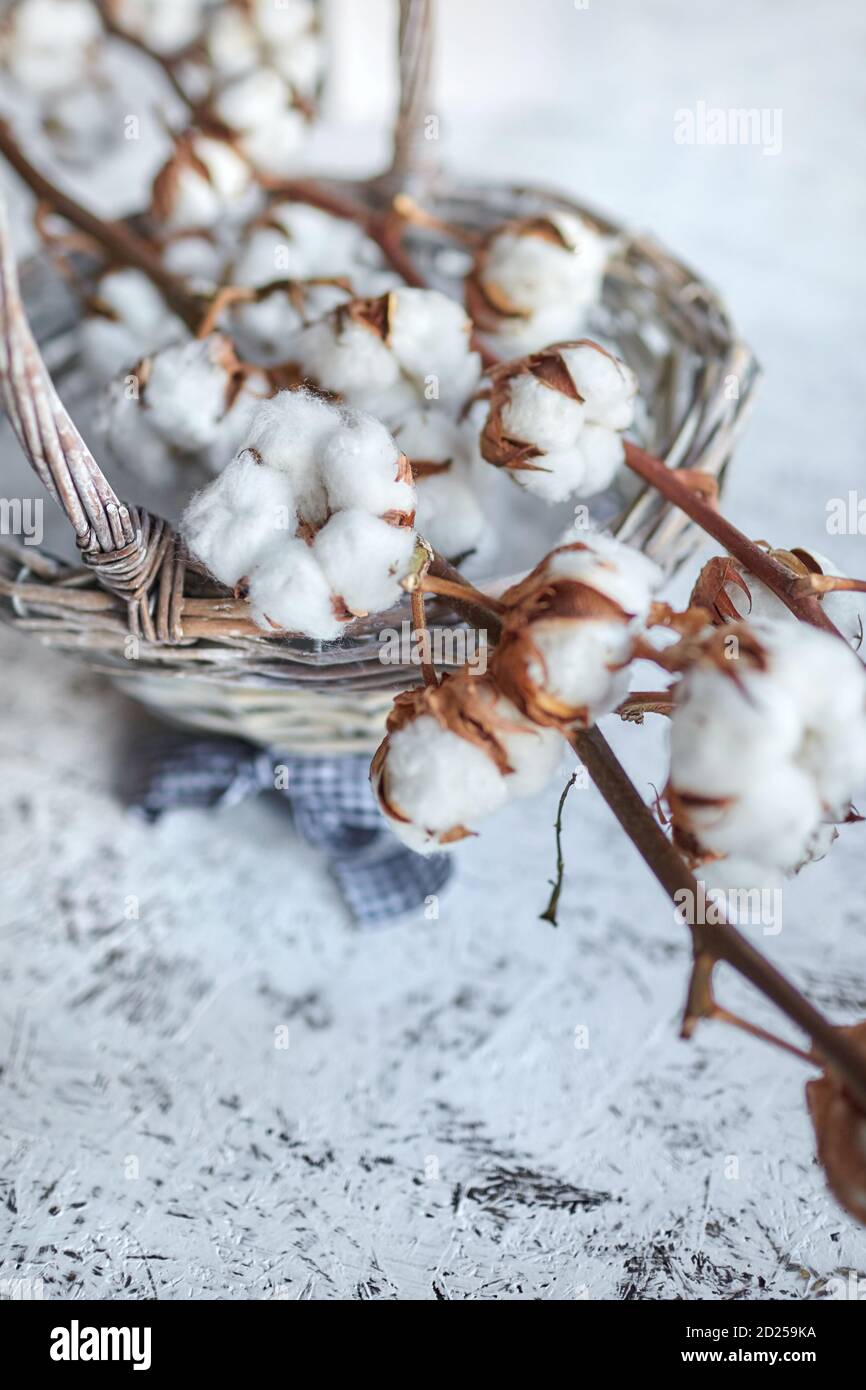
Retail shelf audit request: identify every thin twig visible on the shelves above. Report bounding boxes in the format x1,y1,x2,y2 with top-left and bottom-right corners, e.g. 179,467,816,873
539,771,579,926
623,442,844,640
94,0,196,111
568,725,866,1113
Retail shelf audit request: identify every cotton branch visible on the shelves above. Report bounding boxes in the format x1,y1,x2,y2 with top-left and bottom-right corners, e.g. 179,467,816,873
623,442,844,640
569,725,866,1113
0,117,202,331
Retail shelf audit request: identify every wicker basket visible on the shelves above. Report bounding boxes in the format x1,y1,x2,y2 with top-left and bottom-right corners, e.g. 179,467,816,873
0,2,759,755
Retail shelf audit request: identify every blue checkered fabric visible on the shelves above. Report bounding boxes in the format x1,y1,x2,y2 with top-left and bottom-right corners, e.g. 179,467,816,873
129,734,452,926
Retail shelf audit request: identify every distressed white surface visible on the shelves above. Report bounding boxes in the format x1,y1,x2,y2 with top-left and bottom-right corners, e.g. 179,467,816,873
1,0,866,1301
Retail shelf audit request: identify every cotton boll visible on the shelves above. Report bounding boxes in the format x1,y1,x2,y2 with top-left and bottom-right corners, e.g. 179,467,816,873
247,540,345,641
577,422,625,495
293,317,403,403
380,715,509,846
242,389,337,523
483,692,565,798
319,410,415,519
239,110,306,177
681,761,823,870
501,373,585,452
214,67,287,132
527,619,634,720
153,135,251,231
559,342,638,430
313,510,415,615
669,668,800,801
4,0,100,93
491,535,661,727
231,283,350,366
723,548,866,650
81,269,185,379
480,213,607,316
387,288,481,411
667,619,866,874
109,0,205,54
142,336,237,454
480,341,636,504
546,532,662,617
182,451,296,589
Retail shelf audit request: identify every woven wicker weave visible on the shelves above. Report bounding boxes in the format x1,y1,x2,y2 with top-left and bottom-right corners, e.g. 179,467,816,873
0,2,759,754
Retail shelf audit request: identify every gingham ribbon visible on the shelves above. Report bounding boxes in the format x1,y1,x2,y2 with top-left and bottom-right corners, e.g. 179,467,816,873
128,735,452,926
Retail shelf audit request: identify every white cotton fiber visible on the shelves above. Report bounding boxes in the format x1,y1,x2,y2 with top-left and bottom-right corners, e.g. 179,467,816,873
384,715,510,839
502,373,585,452
81,269,185,379
293,317,403,404
387,288,481,411
319,408,414,517
242,389,338,523
313,510,415,615
546,532,662,618
413,468,485,557
668,618,866,873
182,451,296,589
143,336,234,453
247,540,344,641
527,620,634,719
482,213,607,315
483,691,564,798
559,343,638,430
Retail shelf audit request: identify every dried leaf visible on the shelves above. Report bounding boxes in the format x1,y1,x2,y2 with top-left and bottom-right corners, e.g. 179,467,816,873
689,556,752,624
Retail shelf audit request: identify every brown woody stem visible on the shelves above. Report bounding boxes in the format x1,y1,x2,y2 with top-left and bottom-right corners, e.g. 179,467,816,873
410,588,438,688
569,725,866,1113
0,118,202,331
709,1005,816,1067
623,442,843,639
95,1,195,110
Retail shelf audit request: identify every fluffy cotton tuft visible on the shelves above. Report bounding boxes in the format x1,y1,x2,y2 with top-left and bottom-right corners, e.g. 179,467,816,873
313,510,416,615
80,269,186,380
492,533,662,726
319,409,414,519
181,391,418,640
291,288,482,421
247,539,344,641
470,212,609,354
152,134,252,231
2,0,101,94
372,678,564,853
668,620,866,875
480,342,637,504
108,0,206,54
182,450,296,589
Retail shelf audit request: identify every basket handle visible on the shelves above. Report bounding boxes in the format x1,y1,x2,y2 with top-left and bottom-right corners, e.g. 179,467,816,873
374,0,439,200
0,191,138,557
